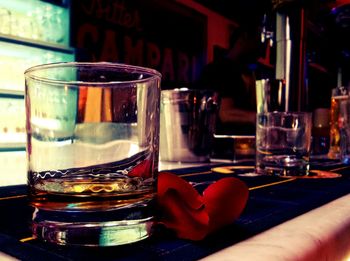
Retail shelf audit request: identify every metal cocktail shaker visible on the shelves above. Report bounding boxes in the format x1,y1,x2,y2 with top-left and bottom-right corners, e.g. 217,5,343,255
160,88,219,162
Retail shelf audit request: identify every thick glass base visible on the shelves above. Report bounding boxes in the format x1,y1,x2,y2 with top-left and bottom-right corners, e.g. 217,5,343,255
256,165,309,176
31,196,155,246
256,154,310,177
33,217,153,246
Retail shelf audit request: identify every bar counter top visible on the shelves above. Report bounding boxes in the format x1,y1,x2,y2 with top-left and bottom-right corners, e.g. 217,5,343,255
0,151,350,260
202,193,350,260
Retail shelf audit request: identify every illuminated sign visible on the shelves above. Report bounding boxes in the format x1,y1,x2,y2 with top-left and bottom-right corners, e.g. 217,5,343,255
71,0,207,88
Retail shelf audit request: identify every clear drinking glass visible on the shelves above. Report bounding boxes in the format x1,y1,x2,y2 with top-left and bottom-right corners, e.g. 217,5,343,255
25,62,161,246
256,112,312,176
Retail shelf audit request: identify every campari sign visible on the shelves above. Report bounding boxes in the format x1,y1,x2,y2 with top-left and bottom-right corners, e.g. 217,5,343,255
71,0,207,88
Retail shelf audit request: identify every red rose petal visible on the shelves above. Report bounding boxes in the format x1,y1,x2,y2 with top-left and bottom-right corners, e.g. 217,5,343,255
157,172,209,240
203,177,249,233
157,173,249,240
159,189,209,240
158,172,204,210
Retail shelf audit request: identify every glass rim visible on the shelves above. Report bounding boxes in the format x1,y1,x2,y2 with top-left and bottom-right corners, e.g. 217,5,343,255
161,87,217,93
24,62,162,86
258,111,312,116
161,88,218,103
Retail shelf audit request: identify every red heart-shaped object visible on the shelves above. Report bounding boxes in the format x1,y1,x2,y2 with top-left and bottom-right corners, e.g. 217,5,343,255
157,172,209,240
157,172,249,240
203,177,249,233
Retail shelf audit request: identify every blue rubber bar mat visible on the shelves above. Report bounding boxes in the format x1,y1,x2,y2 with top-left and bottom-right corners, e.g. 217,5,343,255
0,159,349,261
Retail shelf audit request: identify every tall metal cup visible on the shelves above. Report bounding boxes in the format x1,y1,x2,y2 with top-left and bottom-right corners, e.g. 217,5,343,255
160,88,219,162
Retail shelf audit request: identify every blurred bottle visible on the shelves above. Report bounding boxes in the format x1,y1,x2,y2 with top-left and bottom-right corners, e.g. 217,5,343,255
311,108,330,155
328,87,348,159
